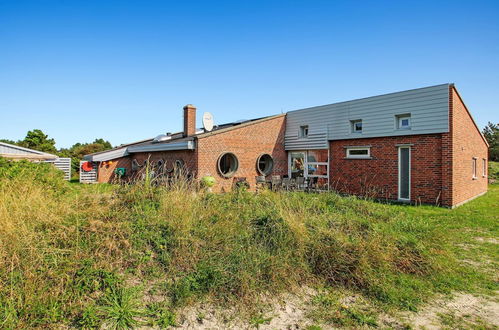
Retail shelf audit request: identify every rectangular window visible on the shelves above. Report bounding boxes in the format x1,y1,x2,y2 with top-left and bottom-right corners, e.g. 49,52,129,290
472,158,477,179
482,158,487,177
351,120,362,133
398,147,411,200
346,147,370,159
396,114,411,129
299,125,309,138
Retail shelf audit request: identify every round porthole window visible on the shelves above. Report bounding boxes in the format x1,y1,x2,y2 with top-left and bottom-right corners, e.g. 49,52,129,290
175,159,185,169
257,154,274,175
157,159,165,170
131,159,141,172
218,153,239,178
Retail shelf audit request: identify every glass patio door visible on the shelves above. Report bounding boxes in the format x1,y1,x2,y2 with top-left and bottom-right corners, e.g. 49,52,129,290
289,152,306,178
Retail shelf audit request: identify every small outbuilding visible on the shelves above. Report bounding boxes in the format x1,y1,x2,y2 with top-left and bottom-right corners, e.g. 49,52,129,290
0,142,71,180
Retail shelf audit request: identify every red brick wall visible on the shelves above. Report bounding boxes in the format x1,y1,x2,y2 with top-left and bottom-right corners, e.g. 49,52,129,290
96,116,287,190
329,134,445,205
450,86,488,206
131,150,197,179
196,115,287,192
97,157,132,183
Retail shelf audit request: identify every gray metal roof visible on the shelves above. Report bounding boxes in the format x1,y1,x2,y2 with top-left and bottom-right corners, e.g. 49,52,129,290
0,142,58,160
83,115,279,161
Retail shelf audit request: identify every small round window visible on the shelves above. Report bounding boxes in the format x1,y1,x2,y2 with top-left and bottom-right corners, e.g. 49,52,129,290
257,154,274,175
175,159,185,168
218,153,239,178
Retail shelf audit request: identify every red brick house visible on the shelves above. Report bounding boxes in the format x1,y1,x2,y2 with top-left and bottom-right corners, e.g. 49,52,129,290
84,105,287,191
83,83,488,207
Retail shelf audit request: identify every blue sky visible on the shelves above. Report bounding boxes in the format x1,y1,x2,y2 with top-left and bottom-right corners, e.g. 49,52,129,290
1,0,498,148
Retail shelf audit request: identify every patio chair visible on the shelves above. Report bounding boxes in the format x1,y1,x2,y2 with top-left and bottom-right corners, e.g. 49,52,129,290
308,177,318,192
296,176,305,191
233,177,250,190
255,175,267,192
271,175,282,191
282,177,291,191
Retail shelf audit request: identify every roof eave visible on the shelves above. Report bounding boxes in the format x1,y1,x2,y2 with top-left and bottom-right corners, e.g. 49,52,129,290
83,141,195,161
127,140,195,153
83,147,129,162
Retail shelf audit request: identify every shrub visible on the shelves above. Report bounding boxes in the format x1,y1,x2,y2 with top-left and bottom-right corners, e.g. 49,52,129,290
0,157,67,191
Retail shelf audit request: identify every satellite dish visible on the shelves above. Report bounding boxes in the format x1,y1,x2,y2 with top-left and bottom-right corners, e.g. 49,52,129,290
202,112,214,131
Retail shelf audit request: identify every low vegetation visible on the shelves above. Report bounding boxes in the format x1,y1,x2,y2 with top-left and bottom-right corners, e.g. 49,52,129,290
489,160,499,182
0,159,497,328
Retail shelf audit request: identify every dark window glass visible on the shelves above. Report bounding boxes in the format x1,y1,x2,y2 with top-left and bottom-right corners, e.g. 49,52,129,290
300,125,309,137
257,154,274,175
349,149,368,155
399,148,410,199
218,153,238,177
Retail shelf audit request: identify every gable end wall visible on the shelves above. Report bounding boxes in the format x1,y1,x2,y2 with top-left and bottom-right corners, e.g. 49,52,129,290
196,115,287,192
450,86,488,206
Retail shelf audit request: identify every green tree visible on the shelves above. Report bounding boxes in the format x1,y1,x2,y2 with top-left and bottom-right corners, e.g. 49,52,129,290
20,129,57,154
483,122,498,161
92,138,112,149
0,139,19,145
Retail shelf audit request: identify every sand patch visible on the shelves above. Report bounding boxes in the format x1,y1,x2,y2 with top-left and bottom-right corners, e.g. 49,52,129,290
401,292,499,329
176,289,318,329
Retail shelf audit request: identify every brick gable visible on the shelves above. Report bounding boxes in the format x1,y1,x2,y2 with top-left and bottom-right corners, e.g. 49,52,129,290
197,115,287,192
450,86,488,206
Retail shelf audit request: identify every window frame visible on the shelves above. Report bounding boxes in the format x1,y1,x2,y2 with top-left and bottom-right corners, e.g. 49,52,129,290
299,125,309,138
483,158,487,178
472,157,477,179
256,153,274,176
345,146,371,159
218,152,239,178
398,146,411,201
174,159,185,168
157,159,165,171
397,115,411,129
350,119,362,133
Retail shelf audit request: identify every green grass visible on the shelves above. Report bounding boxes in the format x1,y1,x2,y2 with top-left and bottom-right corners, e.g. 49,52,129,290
489,161,499,181
0,159,497,328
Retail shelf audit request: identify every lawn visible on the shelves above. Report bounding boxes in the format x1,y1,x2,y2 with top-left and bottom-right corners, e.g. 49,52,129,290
0,159,497,328
489,160,499,182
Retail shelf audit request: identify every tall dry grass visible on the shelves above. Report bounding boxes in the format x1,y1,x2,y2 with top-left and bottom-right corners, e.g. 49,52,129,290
1,158,486,328
0,160,129,327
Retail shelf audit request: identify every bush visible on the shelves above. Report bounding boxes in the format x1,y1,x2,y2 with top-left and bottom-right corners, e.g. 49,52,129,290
0,157,67,191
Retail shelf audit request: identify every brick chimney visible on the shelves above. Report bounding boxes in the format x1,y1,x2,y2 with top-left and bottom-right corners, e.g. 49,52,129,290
183,104,196,136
